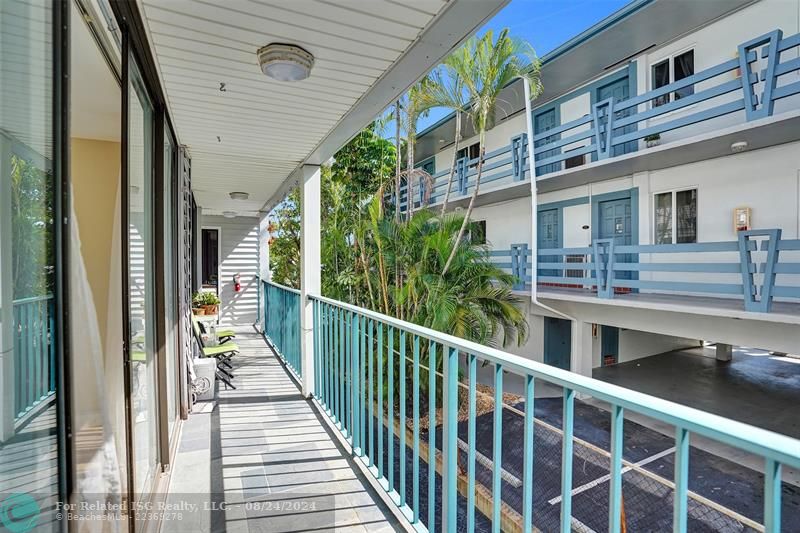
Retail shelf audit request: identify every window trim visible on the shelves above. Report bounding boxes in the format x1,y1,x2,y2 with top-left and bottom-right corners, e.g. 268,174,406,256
650,46,696,108
652,187,698,244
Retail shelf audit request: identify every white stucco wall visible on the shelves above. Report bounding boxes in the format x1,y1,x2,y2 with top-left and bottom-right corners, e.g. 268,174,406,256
201,214,260,326
634,0,800,145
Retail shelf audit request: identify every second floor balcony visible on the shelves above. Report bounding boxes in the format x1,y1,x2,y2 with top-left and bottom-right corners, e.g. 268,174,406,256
401,28,800,213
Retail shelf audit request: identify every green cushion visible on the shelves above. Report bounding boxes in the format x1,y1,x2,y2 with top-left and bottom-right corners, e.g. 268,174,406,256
202,343,239,357
217,328,236,338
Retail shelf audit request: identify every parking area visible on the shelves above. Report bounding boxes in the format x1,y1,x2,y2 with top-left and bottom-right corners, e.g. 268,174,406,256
592,346,800,440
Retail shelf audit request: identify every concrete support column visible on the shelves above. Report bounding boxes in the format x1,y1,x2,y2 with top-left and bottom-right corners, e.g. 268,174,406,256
300,165,321,398
0,135,14,441
570,320,594,378
716,343,733,362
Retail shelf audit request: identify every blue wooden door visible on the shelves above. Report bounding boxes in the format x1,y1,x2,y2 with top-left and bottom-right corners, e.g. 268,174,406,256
601,325,619,365
597,77,637,157
534,109,559,175
544,317,571,370
538,208,559,278
598,197,632,281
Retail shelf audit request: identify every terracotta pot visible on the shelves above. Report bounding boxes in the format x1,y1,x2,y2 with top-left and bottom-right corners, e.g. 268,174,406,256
192,307,205,315
204,304,218,315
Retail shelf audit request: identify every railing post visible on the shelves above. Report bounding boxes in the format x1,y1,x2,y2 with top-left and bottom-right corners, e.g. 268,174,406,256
511,133,527,181
738,228,781,312
592,98,615,160
300,164,321,397
738,30,783,121
592,238,616,298
456,157,468,195
510,243,527,291
442,345,459,533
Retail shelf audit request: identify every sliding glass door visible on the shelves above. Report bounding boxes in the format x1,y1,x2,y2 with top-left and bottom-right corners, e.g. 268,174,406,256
0,0,64,530
126,53,160,500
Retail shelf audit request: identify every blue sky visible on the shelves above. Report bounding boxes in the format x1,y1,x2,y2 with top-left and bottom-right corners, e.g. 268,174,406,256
410,0,632,133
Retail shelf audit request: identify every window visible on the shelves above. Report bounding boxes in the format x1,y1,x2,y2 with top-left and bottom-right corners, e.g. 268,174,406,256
564,150,586,169
417,158,435,175
467,220,486,245
654,189,697,244
457,142,480,168
651,49,695,107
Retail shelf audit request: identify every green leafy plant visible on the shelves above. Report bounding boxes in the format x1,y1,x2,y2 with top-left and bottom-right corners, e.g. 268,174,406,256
644,133,661,142
201,292,220,306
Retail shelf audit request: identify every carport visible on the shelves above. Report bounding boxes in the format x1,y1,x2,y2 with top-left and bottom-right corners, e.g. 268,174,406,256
593,346,800,440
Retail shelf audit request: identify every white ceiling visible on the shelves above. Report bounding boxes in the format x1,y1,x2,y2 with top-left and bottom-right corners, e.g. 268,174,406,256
71,1,121,142
138,0,506,216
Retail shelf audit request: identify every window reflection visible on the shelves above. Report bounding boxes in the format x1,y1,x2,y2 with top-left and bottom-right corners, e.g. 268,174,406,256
0,1,60,530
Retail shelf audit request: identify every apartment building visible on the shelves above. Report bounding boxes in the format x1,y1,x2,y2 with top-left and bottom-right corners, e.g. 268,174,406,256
411,0,800,378
3,0,799,531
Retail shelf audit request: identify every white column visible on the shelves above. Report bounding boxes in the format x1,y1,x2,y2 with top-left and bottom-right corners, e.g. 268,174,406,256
300,164,321,398
0,134,15,441
716,343,733,362
570,320,594,378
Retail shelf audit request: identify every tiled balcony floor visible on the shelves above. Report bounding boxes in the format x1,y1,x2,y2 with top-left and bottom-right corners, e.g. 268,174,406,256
164,327,400,533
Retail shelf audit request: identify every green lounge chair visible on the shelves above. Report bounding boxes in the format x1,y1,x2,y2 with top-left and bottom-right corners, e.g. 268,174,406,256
192,315,239,389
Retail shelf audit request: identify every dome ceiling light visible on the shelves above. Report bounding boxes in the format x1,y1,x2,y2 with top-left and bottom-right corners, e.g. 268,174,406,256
257,43,314,82
223,211,237,219
229,191,249,201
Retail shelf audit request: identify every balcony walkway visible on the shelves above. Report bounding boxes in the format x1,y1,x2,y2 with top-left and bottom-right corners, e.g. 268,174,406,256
164,327,400,533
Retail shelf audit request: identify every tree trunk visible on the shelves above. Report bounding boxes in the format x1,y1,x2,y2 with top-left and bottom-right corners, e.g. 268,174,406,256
442,131,485,276
440,110,461,216
407,118,415,220
394,101,402,222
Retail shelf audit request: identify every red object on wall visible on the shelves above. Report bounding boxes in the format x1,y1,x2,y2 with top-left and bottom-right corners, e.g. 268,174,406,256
234,273,241,292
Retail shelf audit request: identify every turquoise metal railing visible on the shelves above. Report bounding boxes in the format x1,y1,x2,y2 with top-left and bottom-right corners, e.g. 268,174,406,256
400,28,800,207
12,294,56,420
397,138,528,213
533,229,800,312
308,293,800,532
262,280,301,377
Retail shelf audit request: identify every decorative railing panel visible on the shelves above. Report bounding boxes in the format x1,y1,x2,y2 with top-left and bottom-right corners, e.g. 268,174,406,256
12,294,56,421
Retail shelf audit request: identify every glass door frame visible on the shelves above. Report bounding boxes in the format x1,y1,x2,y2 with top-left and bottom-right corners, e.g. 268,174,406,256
114,0,188,522
54,0,73,517
121,27,160,512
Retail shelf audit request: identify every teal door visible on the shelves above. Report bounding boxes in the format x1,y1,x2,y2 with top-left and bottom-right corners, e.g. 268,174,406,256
597,77,637,157
538,208,559,278
601,325,620,365
598,197,632,281
544,317,571,370
534,109,559,175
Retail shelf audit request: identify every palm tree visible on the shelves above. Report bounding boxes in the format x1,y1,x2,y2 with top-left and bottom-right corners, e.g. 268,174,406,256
403,77,434,217
440,29,542,275
419,63,468,216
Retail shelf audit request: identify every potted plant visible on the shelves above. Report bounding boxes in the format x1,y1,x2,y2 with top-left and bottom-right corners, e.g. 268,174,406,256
192,292,205,315
201,291,221,315
644,133,661,148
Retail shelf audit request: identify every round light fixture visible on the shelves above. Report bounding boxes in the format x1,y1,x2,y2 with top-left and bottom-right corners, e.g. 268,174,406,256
257,43,314,82
731,141,748,153
229,191,249,201
223,211,237,218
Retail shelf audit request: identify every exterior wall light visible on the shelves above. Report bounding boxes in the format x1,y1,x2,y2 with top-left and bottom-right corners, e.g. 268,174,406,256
229,191,249,201
257,43,314,82
731,141,748,153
